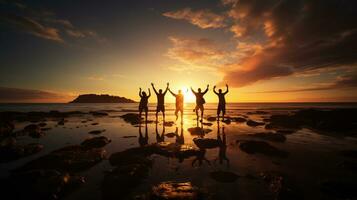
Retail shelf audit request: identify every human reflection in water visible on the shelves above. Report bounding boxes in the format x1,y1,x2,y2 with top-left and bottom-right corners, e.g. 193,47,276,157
155,122,165,143
175,126,184,145
215,121,229,166
192,149,210,167
138,122,148,147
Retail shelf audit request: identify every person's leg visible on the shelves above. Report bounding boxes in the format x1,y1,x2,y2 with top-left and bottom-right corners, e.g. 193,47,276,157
195,105,199,119
201,105,204,121
155,107,158,122
217,105,221,121
180,109,183,124
145,107,148,121
222,105,226,121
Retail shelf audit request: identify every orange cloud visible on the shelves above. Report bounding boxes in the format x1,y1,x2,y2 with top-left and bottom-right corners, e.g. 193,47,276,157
163,8,226,29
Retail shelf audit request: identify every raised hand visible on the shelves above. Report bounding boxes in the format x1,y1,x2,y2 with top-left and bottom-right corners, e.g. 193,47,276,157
207,84,209,88
151,83,154,86
167,82,169,86
213,85,216,89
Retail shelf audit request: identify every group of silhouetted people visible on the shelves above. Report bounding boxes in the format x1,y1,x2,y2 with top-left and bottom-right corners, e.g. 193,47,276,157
139,83,229,122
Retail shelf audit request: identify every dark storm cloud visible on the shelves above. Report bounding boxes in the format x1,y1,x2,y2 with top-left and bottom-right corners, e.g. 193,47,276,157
0,87,70,102
221,0,357,87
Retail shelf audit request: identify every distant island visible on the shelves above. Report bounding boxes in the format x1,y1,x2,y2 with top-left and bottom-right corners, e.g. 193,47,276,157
70,94,136,103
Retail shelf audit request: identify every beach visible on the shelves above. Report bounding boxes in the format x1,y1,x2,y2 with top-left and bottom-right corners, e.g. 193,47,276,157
1,103,357,199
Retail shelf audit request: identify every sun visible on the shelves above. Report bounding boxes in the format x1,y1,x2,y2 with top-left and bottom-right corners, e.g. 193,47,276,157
181,86,195,103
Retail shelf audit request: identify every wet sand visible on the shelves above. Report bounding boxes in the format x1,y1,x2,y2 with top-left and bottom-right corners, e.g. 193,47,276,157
1,107,357,199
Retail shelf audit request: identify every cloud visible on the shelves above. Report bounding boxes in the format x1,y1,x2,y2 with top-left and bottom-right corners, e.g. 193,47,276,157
166,36,225,66
0,87,73,103
163,8,226,29
0,1,105,44
219,0,357,87
254,74,357,93
0,13,63,42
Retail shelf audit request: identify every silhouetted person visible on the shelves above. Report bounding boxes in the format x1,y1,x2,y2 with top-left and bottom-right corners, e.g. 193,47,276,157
191,85,209,121
213,84,229,121
175,126,184,145
215,121,229,166
168,87,184,122
139,88,151,121
138,122,148,147
155,122,165,143
152,83,169,122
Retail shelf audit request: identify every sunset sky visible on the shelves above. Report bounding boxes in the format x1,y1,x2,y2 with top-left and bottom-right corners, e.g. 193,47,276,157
1,0,357,103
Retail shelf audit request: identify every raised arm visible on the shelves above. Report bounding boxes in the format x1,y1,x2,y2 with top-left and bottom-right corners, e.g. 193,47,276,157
139,88,142,97
203,84,209,94
147,88,151,97
191,87,197,94
151,83,158,94
224,84,229,94
163,82,169,95
168,88,176,97
213,86,218,95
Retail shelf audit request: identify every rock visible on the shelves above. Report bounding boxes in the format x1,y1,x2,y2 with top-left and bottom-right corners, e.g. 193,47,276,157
165,132,176,138
120,113,142,125
41,127,52,131
0,141,43,163
206,116,216,121
222,118,231,124
5,169,85,200
247,111,269,115
15,145,107,173
81,136,111,149
88,129,106,135
247,132,286,142
23,124,44,138
210,171,239,183
232,117,247,123
90,111,108,117
246,120,265,127
238,140,288,158
320,180,357,199
91,122,99,125
163,121,175,127
202,122,213,126
0,121,15,136
187,127,212,136
193,138,219,149
260,172,300,200
150,182,204,200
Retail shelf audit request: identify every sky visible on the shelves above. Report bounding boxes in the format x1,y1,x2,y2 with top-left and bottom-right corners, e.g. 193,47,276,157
0,0,357,103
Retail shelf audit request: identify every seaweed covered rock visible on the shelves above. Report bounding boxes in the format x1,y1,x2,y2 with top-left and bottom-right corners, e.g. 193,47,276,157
23,124,44,138
121,113,142,125
231,117,247,123
247,132,286,142
81,136,111,149
88,129,106,135
16,145,107,173
150,182,205,200
238,140,288,158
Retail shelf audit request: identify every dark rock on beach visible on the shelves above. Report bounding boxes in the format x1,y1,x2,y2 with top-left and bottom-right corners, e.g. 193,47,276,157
320,180,357,199
81,136,111,149
0,121,14,136
163,121,175,127
23,124,44,138
187,127,212,136
260,172,300,200
193,138,220,149
231,117,247,123
0,139,43,163
90,111,108,117
15,145,107,173
206,116,216,121
121,113,142,125
246,120,265,127
70,94,136,103
88,129,106,135
165,132,176,138
267,109,357,136
238,140,288,158
2,169,85,200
